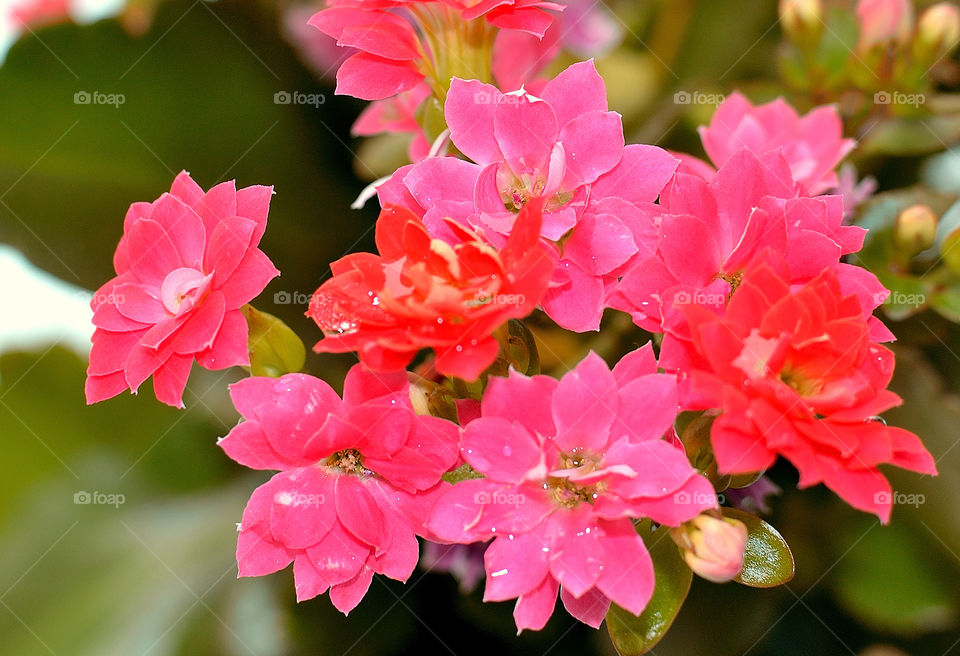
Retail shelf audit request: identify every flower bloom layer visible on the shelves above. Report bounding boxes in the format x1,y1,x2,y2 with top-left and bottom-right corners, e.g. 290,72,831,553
680,251,936,523
220,366,460,613
427,347,716,630
609,149,892,373
86,171,278,408
857,0,914,49
380,60,679,331
309,0,562,100
307,200,554,380
698,92,855,195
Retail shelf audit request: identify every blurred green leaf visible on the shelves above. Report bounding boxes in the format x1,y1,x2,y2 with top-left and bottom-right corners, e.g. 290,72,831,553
606,520,691,656
722,508,795,588
243,305,306,377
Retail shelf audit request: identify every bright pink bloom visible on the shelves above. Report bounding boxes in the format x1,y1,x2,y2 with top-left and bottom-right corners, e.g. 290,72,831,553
680,252,936,523
857,0,914,49
307,201,554,380
220,366,460,613
86,172,279,408
699,92,855,195
7,0,70,28
283,3,354,82
427,347,716,630
309,0,562,100
380,61,679,331
610,150,892,371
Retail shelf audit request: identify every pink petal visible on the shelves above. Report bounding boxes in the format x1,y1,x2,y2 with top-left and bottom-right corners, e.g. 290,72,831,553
196,308,250,370
84,370,129,404
484,531,550,601
559,583,610,628
126,218,182,284
216,248,279,309
335,475,386,549
481,369,558,437
305,520,370,587
235,184,273,244
563,211,636,276
540,262,606,333
611,344,657,385
194,181,238,235
446,78,503,164
152,353,193,408
147,192,205,267
204,217,257,288
170,290,226,355
660,213,722,284
169,171,204,206
218,421,288,471
403,157,481,210
591,144,679,205
432,335,500,381
559,110,623,188
237,526,293,578
493,94,559,175
514,576,559,632
293,554,331,602
329,565,374,614
610,374,678,442
87,329,144,376
595,519,654,615
342,364,408,405
336,51,423,101
551,352,617,452
547,508,602,598
462,417,544,483
269,468,338,549
540,60,608,127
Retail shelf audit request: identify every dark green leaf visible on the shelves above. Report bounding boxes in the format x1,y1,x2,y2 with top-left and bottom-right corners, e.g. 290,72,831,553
723,508,795,588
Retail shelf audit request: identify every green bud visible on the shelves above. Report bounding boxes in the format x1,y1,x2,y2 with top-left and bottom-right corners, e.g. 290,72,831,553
242,305,306,378
895,204,938,255
914,3,960,63
779,0,824,49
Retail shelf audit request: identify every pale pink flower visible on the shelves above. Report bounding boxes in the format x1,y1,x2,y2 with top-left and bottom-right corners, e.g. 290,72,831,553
857,0,914,50
86,172,279,408
220,366,461,613
699,92,855,195
427,347,716,630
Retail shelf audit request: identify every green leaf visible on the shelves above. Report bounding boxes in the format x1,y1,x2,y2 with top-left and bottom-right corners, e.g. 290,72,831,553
859,113,960,157
722,508,795,588
242,305,306,377
606,521,691,656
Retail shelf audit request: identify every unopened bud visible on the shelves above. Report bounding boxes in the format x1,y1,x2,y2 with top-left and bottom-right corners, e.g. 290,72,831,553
670,513,748,583
857,0,915,50
914,3,960,62
780,0,824,48
895,204,938,254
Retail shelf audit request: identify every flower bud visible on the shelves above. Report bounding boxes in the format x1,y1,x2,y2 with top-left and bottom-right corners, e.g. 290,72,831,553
780,0,824,48
894,204,938,254
914,3,960,63
857,0,915,51
670,513,748,583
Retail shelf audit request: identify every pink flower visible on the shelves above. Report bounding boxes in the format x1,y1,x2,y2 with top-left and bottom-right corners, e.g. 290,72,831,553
220,366,461,613
427,347,716,631
309,0,563,100
353,84,432,162
609,150,892,373
86,172,279,408
680,251,936,523
7,0,70,28
699,92,855,195
380,61,679,331
857,0,914,50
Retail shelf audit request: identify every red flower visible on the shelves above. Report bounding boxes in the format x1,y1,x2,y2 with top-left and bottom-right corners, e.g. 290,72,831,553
306,200,554,380
681,251,935,522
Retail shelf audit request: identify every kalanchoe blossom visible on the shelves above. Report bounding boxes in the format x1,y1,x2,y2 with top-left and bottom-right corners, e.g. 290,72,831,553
309,0,563,100
307,200,554,380
420,541,488,593
831,163,878,220
86,171,279,408
353,84,432,162
609,149,893,373
380,60,679,331
698,92,855,195
427,347,717,631
680,251,936,523
220,366,460,613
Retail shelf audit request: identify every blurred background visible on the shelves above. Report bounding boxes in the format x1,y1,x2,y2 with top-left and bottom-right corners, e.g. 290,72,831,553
0,0,959,654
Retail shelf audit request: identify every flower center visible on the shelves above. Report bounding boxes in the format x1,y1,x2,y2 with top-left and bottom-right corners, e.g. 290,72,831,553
326,449,366,475
160,267,211,315
779,366,822,397
544,449,605,509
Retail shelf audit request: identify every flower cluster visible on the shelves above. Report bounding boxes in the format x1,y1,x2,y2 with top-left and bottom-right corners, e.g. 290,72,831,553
85,0,938,643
